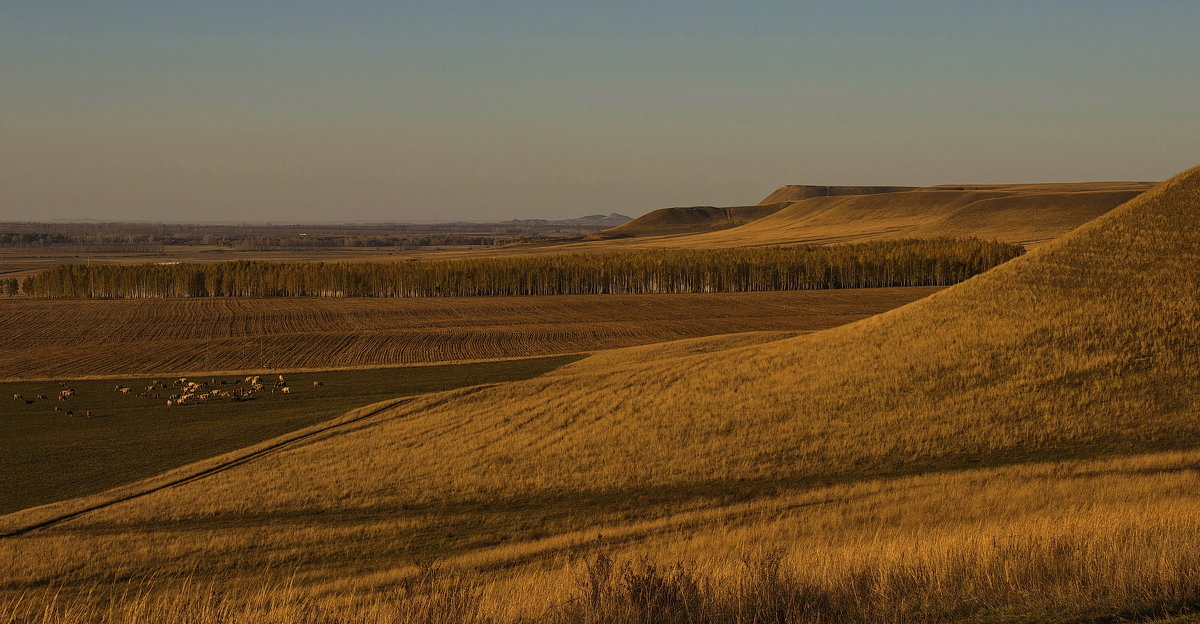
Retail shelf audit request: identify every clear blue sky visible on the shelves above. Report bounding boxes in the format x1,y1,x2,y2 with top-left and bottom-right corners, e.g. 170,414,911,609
2,1,1197,222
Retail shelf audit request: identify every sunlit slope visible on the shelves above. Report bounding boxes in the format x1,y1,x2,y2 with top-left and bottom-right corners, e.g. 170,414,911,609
592,185,922,240
543,181,1150,253
1,168,1195,594
652,183,1151,249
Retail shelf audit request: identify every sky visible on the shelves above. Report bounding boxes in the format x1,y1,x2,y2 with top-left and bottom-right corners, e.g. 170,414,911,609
1,1,1198,223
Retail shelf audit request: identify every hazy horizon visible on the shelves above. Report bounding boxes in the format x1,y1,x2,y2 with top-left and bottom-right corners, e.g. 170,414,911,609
2,1,1198,222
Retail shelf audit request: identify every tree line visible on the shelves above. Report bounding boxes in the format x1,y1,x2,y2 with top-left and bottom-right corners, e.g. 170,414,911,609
19,238,1023,298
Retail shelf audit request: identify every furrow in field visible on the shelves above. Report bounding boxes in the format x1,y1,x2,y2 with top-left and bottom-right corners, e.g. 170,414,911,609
0,288,940,379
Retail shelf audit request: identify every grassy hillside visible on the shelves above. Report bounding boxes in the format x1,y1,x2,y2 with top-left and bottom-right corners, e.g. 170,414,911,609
0,356,580,515
756,184,917,205
550,181,1152,254
0,288,937,379
1,167,1196,621
587,185,923,241
727,184,1152,247
586,203,791,239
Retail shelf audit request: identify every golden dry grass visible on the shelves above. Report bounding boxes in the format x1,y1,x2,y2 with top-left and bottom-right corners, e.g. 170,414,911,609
0,168,1194,621
564,181,1152,252
5,450,1200,622
0,288,936,380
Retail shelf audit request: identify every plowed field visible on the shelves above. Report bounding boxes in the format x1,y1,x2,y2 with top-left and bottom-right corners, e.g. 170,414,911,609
0,288,940,379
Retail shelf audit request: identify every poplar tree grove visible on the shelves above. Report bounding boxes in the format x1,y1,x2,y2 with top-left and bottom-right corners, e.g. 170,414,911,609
24,238,1024,298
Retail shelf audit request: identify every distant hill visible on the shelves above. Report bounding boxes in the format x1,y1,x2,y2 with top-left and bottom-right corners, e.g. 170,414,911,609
585,203,790,239
572,181,1154,250
756,184,917,205
592,186,917,241
501,213,632,227
733,181,1155,247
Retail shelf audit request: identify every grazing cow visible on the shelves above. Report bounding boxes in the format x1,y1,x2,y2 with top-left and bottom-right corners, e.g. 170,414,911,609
54,406,62,412
36,394,48,400
59,389,74,398
12,394,22,401
313,380,323,387
118,387,131,394
66,410,73,416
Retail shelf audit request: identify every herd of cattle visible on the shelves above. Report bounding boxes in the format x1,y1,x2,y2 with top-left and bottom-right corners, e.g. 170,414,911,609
10,374,323,417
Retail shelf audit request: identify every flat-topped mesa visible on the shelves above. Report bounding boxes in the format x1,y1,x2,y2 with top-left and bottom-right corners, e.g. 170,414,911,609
918,181,1157,193
757,185,917,206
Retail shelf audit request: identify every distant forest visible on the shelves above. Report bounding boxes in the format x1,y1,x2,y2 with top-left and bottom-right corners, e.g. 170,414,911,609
13,239,1023,298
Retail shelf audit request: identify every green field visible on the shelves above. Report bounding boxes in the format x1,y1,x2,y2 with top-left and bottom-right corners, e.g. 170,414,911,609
0,355,582,515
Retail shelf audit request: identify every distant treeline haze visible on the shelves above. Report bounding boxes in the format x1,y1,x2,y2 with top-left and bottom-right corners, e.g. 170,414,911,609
0,231,499,251
21,238,1023,298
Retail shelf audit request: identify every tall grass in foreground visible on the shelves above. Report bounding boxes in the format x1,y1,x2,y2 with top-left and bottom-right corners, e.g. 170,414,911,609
7,514,1199,623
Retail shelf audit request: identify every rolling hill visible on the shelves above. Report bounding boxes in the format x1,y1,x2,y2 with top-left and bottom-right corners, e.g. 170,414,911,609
2,167,1197,622
590,185,916,240
569,181,1153,251
689,182,1153,248
585,203,791,239
755,184,918,205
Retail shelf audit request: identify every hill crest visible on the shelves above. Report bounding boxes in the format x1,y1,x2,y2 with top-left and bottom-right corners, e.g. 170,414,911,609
586,203,790,239
757,185,917,205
